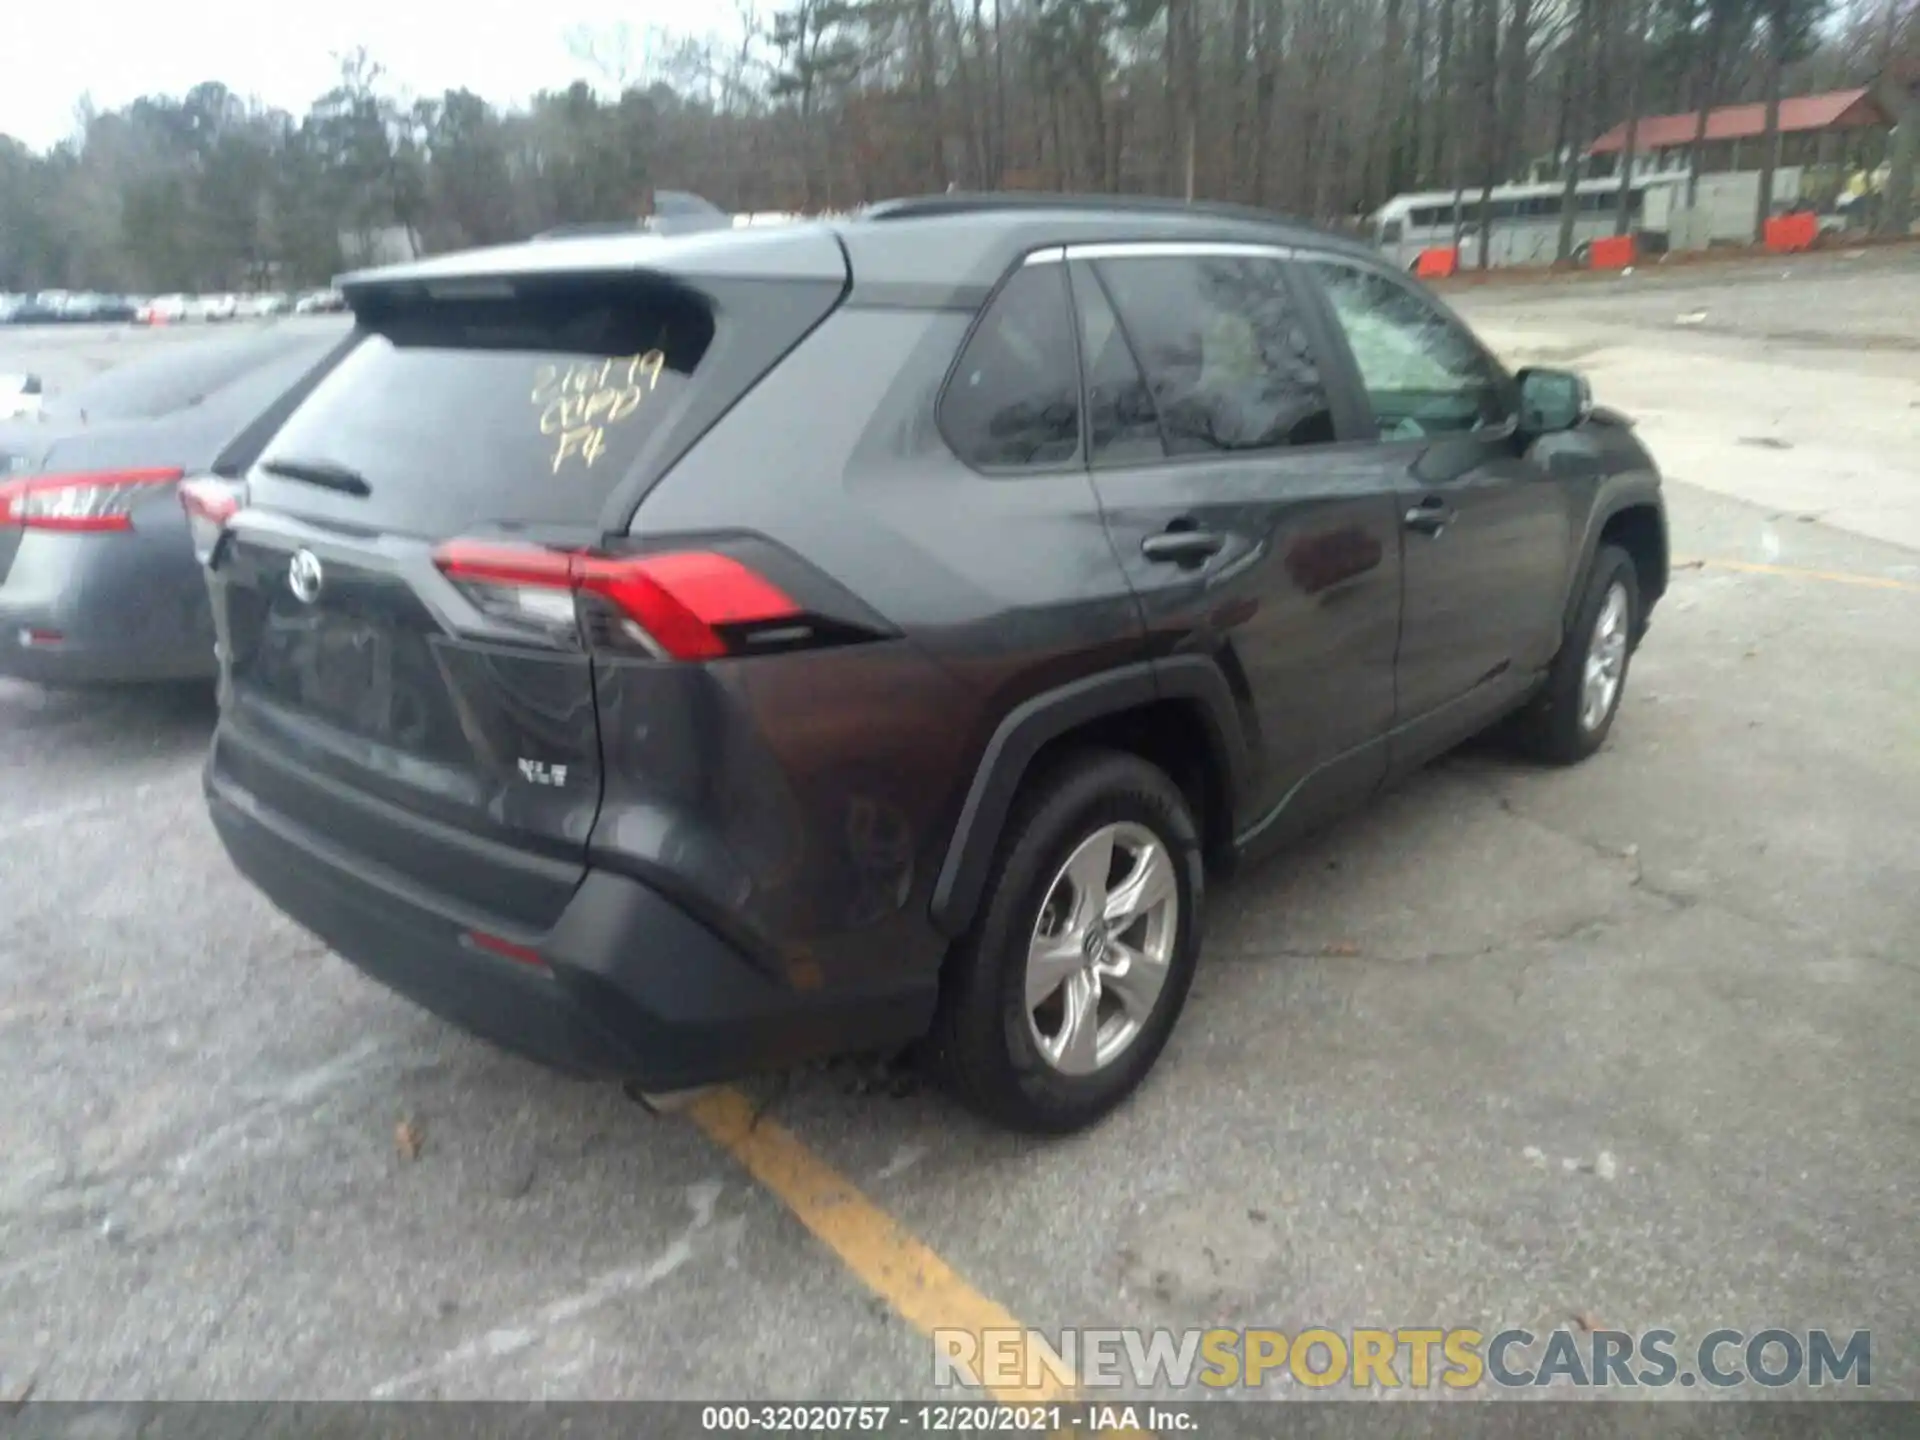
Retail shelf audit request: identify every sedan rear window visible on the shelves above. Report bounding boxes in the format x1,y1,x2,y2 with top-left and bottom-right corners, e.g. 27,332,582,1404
252,283,714,537
52,330,334,421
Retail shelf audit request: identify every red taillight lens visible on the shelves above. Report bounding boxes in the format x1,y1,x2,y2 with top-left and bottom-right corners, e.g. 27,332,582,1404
178,477,246,563
0,467,184,531
178,477,242,526
432,541,801,661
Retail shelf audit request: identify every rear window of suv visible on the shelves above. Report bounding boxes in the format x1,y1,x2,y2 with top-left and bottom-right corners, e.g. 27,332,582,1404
252,281,715,537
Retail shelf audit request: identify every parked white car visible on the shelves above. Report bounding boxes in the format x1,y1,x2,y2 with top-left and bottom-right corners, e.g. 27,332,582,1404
136,294,190,325
0,373,44,419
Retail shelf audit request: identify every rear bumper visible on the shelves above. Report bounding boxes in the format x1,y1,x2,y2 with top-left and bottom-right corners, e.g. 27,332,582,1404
0,625,215,684
205,766,935,1090
0,527,217,685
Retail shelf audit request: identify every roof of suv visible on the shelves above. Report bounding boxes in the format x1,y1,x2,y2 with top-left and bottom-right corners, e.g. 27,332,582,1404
338,194,1379,310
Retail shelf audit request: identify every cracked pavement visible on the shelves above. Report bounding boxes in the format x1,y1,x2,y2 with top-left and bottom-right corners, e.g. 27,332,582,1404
3,258,1918,1401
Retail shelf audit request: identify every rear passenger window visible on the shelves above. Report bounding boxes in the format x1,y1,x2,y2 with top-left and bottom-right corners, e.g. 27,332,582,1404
1068,262,1164,466
941,264,1081,470
1094,256,1336,455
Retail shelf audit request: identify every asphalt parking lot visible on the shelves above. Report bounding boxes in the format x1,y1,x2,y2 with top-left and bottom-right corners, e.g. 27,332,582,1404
3,254,1918,1404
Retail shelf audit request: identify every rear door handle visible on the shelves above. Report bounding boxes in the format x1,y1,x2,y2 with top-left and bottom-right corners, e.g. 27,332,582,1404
1403,496,1454,536
1142,529,1226,564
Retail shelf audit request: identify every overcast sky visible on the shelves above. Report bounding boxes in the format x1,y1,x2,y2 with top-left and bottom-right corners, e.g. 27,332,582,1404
1,0,729,153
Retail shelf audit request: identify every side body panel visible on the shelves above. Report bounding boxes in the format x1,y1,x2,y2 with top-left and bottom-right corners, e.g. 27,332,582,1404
1286,258,1579,775
1062,248,1404,855
616,297,1145,994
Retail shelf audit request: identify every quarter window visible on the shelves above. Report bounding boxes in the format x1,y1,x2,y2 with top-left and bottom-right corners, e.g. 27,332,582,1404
1094,255,1336,455
1308,261,1511,439
940,264,1082,470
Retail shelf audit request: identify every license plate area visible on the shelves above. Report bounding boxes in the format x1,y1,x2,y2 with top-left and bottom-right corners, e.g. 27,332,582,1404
309,616,392,726
259,610,396,736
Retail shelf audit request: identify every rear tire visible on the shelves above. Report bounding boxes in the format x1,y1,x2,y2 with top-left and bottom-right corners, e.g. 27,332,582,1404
1509,544,1640,765
928,750,1203,1134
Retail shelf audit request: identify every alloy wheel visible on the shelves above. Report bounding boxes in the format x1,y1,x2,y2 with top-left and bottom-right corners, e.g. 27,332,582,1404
1580,580,1630,732
1023,821,1179,1076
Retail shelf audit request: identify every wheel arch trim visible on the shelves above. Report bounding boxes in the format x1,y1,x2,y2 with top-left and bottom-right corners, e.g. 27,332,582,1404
929,657,1248,940
1563,476,1667,635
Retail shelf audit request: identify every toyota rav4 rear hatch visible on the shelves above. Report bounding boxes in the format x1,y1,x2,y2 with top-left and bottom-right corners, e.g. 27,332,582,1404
203,233,849,932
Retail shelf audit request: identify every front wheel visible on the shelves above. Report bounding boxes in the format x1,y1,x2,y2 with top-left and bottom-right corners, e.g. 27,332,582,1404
1509,544,1641,765
928,750,1203,1133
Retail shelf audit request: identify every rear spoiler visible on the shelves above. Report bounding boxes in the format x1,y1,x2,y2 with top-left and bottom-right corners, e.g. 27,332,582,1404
335,224,848,310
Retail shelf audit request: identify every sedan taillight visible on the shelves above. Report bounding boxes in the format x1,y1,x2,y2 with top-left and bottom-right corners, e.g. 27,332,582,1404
0,467,185,532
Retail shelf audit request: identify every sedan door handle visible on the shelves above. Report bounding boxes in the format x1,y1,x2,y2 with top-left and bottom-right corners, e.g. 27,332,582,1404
1141,529,1226,564
1403,497,1454,536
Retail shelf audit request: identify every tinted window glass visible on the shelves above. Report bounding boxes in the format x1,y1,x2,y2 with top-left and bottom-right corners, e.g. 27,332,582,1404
1068,262,1164,467
208,335,356,474
1095,255,1335,455
51,328,337,421
941,265,1081,470
255,283,714,536
1309,261,1510,439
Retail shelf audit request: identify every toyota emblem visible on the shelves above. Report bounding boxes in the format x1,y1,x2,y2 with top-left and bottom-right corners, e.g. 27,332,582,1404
288,549,324,604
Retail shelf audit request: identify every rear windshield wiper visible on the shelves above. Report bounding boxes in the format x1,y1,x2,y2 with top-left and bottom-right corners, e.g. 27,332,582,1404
259,457,371,497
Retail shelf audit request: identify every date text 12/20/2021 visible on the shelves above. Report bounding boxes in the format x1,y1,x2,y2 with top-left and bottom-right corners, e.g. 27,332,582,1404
699,1405,1191,1434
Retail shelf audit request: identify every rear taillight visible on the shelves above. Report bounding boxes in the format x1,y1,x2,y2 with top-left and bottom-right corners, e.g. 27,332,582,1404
178,477,245,562
432,541,802,661
0,467,184,532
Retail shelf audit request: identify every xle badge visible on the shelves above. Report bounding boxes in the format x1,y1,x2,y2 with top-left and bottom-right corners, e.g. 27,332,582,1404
517,759,569,788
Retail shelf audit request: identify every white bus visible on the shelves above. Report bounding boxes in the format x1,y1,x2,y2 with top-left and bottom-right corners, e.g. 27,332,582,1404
1370,175,1689,269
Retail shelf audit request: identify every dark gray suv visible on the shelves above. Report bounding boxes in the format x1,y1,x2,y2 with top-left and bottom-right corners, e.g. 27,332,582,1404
192,195,1668,1133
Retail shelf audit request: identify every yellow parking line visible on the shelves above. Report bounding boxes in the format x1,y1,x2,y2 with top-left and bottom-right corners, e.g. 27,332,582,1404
1677,556,1920,593
688,1086,1077,1407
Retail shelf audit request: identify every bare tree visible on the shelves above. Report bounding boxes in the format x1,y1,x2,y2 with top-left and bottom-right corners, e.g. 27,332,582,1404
16,0,1920,292
1615,0,1650,233
1877,0,1916,234
1755,0,1829,238
1557,0,1597,259
1685,0,1762,208
1473,0,1501,269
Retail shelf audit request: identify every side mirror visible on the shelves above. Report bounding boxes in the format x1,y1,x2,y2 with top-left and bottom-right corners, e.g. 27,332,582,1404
1517,367,1593,435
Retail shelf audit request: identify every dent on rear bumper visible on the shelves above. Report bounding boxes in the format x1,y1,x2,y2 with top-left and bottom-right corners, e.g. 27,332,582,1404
205,767,937,1090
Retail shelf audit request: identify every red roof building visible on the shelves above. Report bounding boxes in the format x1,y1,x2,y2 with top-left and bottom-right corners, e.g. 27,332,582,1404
1586,88,1892,174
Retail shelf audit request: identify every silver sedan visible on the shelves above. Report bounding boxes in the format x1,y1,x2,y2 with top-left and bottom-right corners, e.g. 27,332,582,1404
0,324,349,684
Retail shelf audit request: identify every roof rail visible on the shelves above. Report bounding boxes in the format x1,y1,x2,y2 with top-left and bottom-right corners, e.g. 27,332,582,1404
861,191,1307,228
